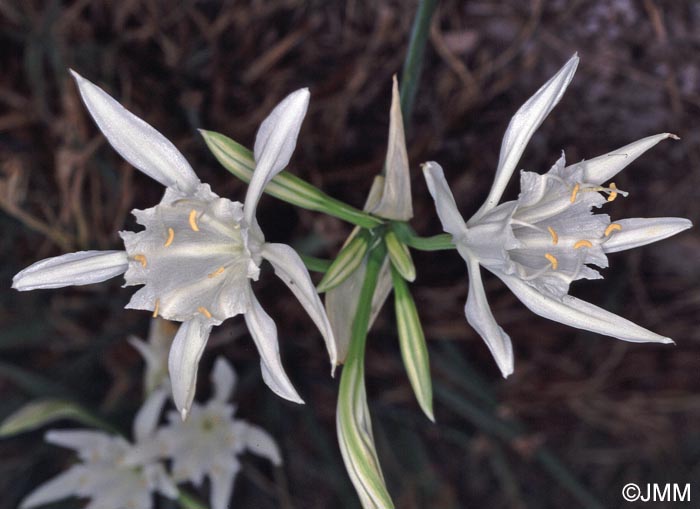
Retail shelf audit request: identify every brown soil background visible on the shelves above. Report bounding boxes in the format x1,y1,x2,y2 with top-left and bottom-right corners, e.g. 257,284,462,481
1,1,699,508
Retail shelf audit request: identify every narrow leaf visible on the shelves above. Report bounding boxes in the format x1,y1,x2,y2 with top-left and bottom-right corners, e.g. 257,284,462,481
390,266,434,421
0,399,115,437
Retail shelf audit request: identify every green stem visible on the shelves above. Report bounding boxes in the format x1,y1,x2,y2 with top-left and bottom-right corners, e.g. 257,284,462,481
177,491,209,509
345,243,387,363
399,0,438,125
403,233,454,251
300,253,332,273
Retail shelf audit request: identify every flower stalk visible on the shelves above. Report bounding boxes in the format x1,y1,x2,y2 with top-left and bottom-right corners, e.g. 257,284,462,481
337,243,394,509
200,130,382,229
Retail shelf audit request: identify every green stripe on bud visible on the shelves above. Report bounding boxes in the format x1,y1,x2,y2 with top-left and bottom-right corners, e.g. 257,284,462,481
317,230,370,293
390,266,434,422
200,130,382,229
385,230,416,282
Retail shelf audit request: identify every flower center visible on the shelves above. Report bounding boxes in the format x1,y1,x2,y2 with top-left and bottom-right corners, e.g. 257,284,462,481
506,174,628,297
121,185,260,324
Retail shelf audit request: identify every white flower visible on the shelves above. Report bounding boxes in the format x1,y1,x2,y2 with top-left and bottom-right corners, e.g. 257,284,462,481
20,389,177,509
12,72,336,418
422,54,692,377
127,357,282,509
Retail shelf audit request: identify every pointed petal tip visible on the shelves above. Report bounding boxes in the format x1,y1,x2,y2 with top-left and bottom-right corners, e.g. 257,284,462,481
499,364,514,378
180,408,188,421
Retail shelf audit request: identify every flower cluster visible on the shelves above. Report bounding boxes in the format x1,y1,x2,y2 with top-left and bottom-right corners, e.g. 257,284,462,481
21,358,280,509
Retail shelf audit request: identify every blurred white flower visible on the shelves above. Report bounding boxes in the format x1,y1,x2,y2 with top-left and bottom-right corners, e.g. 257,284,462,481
20,390,176,509
13,72,336,418
423,54,692,377
129,318,178,396
127,357,282,509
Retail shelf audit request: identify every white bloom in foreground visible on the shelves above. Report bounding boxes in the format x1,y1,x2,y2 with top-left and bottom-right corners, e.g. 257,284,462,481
127,358,281,509
12,72,336,418
423,54,692,377
20,390,176,509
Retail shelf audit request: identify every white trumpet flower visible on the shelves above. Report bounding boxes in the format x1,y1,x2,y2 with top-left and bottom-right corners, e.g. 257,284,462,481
125,357,282,509
423,54,692,377
20,390,177,509
12,72,336,418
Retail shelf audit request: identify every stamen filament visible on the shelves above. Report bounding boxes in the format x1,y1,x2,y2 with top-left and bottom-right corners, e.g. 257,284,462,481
570,183,580,203
189,210,200,232
573,239,593,249
197,306,212,319
133,254,147,268
152,299,160,318
207,267,225,278
604,223,622,236
547,226,559,245
164,228,175,247
544,253,558,270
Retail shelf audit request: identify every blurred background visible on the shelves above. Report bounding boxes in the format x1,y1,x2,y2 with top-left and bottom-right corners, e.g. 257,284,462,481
1,1,699,508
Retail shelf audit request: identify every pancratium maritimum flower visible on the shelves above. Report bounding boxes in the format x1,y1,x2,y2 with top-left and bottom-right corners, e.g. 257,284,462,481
12,72,336,418
423,54,692,377
126,357,282,509
20,390,177,509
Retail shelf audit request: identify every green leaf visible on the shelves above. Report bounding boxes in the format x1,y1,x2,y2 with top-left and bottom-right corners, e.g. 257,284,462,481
200,130,382,229
0,399,116,437
317,230,371,293
337,245,395,509
390,266,434,421
385,230,415,282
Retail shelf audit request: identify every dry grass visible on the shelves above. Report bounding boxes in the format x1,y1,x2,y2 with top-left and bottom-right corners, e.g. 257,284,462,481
1,1,699,508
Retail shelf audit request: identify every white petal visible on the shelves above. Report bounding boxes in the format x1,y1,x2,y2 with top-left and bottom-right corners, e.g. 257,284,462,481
211,356,237,403
70,71,200,193
209,459,240,509
465,258,514,377
422,162,468,238
603,217,692,253
494,269,673,344
243,422,283,466
12,250,128,291
245,88,310,225
20,467,85,508
144,463,179,499
371,76,413,220
261,242,338,367
132,387,168,442
45,429,113,453
325,256,392,363
244,288,304,404
168,318,213,420
574,133,679,185
471,54,579,221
